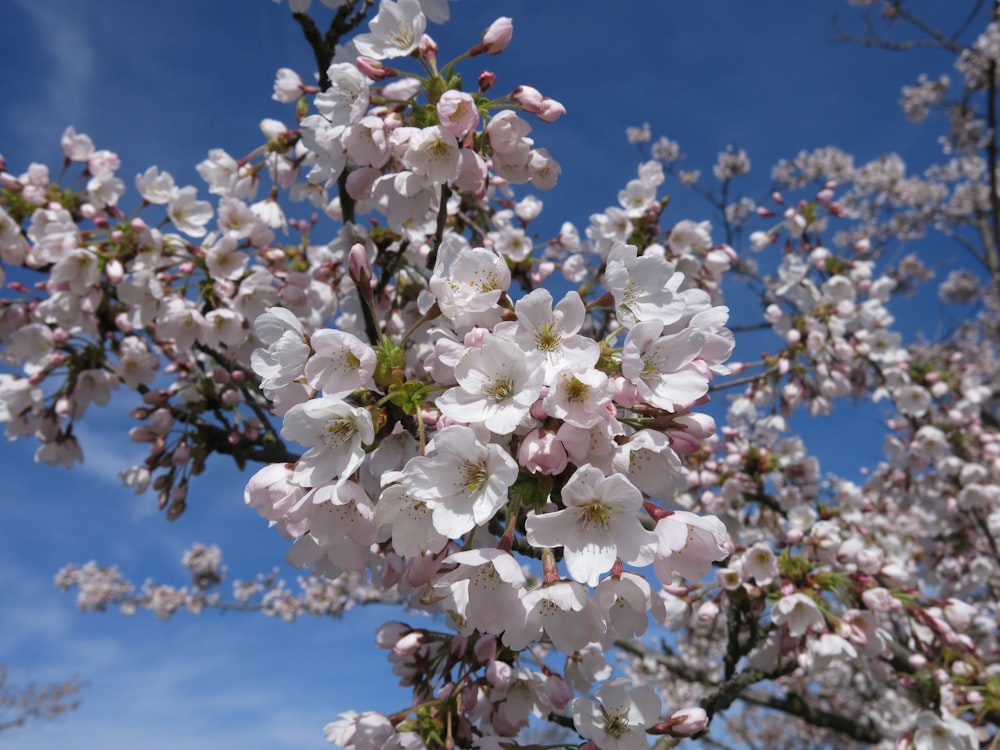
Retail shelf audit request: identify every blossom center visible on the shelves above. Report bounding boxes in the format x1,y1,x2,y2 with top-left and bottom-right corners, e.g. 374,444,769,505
579,500,612,531
603,710,630,739
389,29,415,51
534,325,561,352
485,377,514,402
564,376,590,403
343,350,361,371
462,462,489,493
325,418,356,446
641,353,664,378
473,271,500,292
429,138,451,161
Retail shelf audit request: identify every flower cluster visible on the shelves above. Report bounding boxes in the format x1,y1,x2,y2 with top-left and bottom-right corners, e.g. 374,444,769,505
9,1,1000,749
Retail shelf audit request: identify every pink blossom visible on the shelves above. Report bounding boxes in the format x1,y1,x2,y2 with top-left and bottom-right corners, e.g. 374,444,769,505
436,90,479,139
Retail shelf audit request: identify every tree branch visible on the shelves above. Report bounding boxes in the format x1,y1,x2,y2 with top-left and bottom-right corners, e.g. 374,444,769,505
738,688,883,744
700,662,797,719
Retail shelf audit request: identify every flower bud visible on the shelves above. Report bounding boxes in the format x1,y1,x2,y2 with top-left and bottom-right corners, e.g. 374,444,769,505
486,659,512,689
478,71,497,92
474,635,497,664
418,33,438,64
667,707,708,737
105,258,125,285
375,621,411,649
393,630,424,656
512,85,545,112
546,674,572,711
356,56,398,81
538,98,566,122
478,17,512,54
349,243,372,285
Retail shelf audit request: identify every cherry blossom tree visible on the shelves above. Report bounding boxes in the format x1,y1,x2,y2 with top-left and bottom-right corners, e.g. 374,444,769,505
5,0,1000,748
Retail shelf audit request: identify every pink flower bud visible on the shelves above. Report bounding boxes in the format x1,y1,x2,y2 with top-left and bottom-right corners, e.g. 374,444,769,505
356,56,398,81
348,243,372,285
861,587,898,612
517,428,568,475
546,674,572,711
664,707,709,737
478,71,497,92
375,621,411,649
418,34,438,63
171,441,190,465
512,85,545,112
142,389,169,406
129,426,156,443
538,98,566,122
474,635,497,664
393,630,424,656
486,659,512,689
149,407,174,435
105,258,124,285
511,86,566,123
403,553,444,588
673,412,716,440
478,17,512,54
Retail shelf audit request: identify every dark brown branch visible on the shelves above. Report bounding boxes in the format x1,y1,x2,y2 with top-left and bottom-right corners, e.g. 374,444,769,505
831,3,965,55
952,0,989,42
545,711,575,730
709,366,779,393
425,184,452,271
191,420,301,468
728,322,772,333
892,2,967,54
987,1,1000,274
293,1,375,90
700,662,797,719
723,600,743,681
738,689,883,745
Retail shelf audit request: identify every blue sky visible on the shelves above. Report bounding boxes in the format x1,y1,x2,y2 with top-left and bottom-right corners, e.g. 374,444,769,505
0,0,986,748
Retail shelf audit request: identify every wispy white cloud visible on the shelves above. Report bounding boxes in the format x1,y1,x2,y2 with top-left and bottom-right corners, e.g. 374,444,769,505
1,604,401,750
72,421,147,488
8,0,96,156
